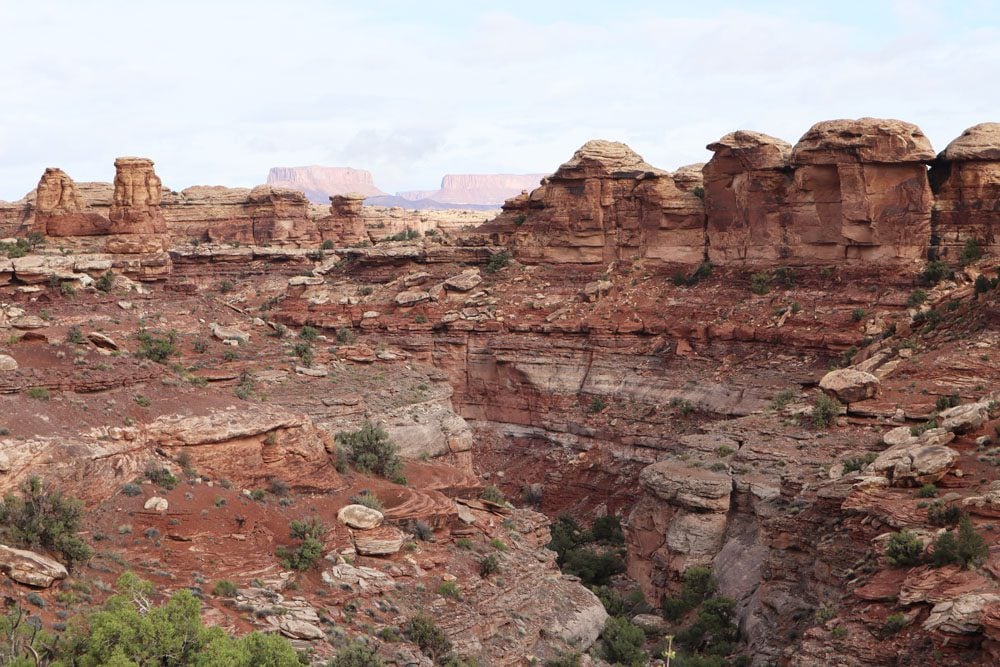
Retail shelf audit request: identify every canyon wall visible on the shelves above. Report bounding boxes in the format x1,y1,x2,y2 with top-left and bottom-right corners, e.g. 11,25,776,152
488,117,998,268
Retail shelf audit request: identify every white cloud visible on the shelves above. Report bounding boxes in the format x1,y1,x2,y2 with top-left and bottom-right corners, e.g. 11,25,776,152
1,1,998,199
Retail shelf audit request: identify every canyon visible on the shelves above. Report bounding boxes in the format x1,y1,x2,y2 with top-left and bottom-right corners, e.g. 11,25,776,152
1,116,1000,666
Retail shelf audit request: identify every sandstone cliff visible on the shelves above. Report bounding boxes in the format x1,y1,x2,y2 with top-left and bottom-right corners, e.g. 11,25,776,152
485,140,706,264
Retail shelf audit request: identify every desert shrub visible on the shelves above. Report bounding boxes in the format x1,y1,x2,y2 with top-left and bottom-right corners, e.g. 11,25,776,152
276,517,327,571
14,572,301,665
884,613,908,634
749,272,772,295
600,616,647,666
410,520,434,541
592,515,625,545
485,249,511,273
136,330,177,363
917,483,938,498
336,326,355,344
291,341,314,366
771,388,797,410
268,478,289,497
513,214,527,226
479,554,501,577
328,641,385,667
842,452,876,473
404,614,453,660
562,547,625,586
885,530,924,567
910,419,939,437
932,515,987,569
144,463,178,490
350,490,383,511
0,476,92,569
67,325,86,344
438,581,461,599
299,326,319,342
974,274,995,294
661,566,718,621
920,261,951,285
811,395,840,428
927,500,961,526
906,289,928,308
93,270,115,292
121,483,142,497
337,422,405,483
212,579,238,597
960,238,983,265
851,308,866,322
676,596,740,657
26,387,50,400
935,394,960,411
218,279,235,293
544,652,582,667
588,396,606,413
480,485,506,504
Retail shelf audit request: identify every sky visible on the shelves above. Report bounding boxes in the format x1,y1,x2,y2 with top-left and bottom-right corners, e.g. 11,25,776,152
1,0,999,200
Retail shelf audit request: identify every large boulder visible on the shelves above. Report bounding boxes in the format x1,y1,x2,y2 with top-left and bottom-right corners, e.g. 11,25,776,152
0,354,17,371
352,525,406,555
337,504,384,529
869,442,959,486
939,401,990,434
819,368,880,403
0,544,68,587
638,461,732,512
923,593,1000,634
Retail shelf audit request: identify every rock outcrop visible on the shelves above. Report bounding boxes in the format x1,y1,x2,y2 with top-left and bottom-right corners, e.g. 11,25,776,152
0,545,68,587
704,118,935,264
931,123,1000,261
109,157,167,235
485,140,706,265
316,193,368,246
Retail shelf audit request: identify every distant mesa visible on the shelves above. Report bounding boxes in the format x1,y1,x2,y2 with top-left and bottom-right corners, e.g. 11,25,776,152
266,166,545,210
266,166,386,203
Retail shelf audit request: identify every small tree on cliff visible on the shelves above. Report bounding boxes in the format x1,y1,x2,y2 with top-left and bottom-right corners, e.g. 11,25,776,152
0,476,92,568
336,421,406,484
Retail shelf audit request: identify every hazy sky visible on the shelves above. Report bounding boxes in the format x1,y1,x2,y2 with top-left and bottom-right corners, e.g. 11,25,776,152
1,0,998,199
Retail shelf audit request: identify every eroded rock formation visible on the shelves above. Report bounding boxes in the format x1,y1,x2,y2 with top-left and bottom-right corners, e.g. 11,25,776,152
486,140,706,264
317,192,367,246
931,123,1000,260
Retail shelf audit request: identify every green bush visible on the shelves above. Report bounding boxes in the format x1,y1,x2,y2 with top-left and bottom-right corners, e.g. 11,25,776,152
770,388,797,410
920,261,951,285
212,580,238,597
404,614,453,661
276,517,327,570
917,483,938,498
438,581,461,599
328,641,385,667
676,596,739,657
884,613,908,634
2,572,300,666
0,476,92,569
67,325,86,344
144,464,178,490
588,396,607,413
136,330,177,363
960,238,983,265
337,422,406,483
544,652,582,667
480,554,501,577
851,308,866,322
932,515,987,569
906,289,927,308
600,616,647,666
885,530,924,567
927,500,961,526
562,547,625,586
26,386,50,400
592,515,625,545
350,490,383,511
811,395,840,428
321,240,335,250
749,272,772,295
480,485,506,504
299,326,319,342
485,250,511,273
842,452,876,473
935,394,960,412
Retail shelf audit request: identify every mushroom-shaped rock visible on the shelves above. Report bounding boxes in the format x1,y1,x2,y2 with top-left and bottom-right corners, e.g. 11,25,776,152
337,504,384,530
923,593,1000,634
819,368,880,403
352,525,407,556
870,442,959,486
0,545,68,587
0,354,17,371
791,118,936,165
706,130,792,170
938,401,990,434
940,123,1000,161
639,461,732,512
144,496,169,511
